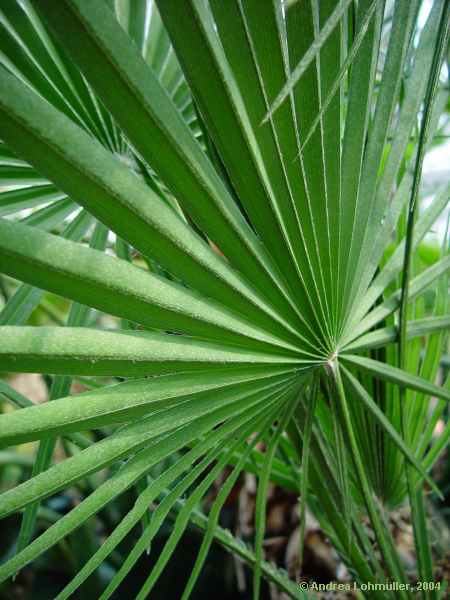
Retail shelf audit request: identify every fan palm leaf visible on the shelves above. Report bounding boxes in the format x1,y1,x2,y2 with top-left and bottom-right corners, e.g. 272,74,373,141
0,0,449,598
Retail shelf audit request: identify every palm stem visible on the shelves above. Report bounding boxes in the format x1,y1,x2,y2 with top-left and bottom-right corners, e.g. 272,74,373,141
329,360,409,598
397,4,450,597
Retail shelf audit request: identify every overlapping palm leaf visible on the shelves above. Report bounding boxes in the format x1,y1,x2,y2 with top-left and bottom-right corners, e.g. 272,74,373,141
0,1,449,598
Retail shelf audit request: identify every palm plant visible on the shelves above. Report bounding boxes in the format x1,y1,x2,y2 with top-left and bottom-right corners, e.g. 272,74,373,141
0,0,449,597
